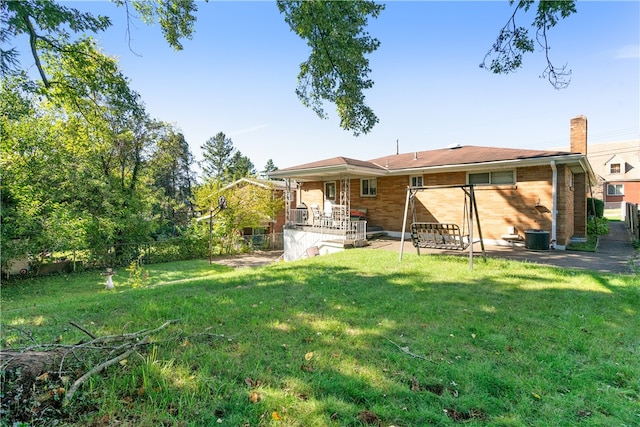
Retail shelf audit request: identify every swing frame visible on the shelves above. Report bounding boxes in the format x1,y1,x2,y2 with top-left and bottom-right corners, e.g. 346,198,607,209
399,184,486,269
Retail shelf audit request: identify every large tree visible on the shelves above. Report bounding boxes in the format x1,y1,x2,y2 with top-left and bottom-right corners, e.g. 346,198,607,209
200,132,234,182
228,151,256,182
148,127,196,236
2,0,578,137
0,43,198,265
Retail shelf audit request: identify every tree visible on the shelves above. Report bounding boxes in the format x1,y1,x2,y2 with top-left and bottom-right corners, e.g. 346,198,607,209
200,132,234,182
0,44,177,264
2,1,578,137
228,151,256,181
148,127,196,237
480,0,576,89
193,179,284,254
277,0,384,136
1,0,197,84
264,159,278,174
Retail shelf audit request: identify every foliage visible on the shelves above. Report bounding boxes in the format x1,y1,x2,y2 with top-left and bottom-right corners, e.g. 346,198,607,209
565,234,598,252
587,197,605,218
200,132,235,182
277,0,383,136
1,0,196,85
263,159,278,174
1,252,638,426
480,0,577,88
227,150,256,182
193,178,284,253
3,1,579,137
1,66,195,268
148,129,197,238
126,255,149,288
587,217,609,236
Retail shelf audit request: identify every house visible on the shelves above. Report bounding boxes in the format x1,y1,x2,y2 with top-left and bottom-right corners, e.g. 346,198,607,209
270,116,596,260
584,139,640,209
221,177,293,248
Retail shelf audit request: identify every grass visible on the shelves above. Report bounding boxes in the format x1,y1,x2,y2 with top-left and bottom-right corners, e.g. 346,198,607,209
2,250,639,426
566,235,599,252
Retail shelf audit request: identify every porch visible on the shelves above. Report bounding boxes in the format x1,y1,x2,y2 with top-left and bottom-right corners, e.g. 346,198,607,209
282,216,368,262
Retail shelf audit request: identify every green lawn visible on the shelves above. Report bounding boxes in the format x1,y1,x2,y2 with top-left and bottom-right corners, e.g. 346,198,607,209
2,250,639,426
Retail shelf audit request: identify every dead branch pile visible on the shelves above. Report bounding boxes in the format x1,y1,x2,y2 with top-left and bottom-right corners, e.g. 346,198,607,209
1,319,179,421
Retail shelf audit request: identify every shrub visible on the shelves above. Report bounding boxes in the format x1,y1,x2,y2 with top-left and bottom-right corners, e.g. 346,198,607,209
587,217,609,236
587,198,604,218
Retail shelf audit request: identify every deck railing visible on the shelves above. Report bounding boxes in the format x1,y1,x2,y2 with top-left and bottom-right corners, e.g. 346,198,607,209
285,214,367,242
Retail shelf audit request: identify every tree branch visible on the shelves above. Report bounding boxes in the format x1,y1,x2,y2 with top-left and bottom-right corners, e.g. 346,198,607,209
63,336,148,405
22,14,50,88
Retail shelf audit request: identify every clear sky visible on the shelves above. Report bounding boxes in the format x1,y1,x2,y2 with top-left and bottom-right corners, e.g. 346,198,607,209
28,1,640,176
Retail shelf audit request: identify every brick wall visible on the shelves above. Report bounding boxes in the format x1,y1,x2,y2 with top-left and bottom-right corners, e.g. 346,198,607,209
295,164,586,245
573,172,587,237
570,115,587,154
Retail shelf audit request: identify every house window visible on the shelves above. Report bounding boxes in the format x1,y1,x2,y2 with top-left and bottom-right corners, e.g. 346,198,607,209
468,170,514,185
610,163,621,174
410,175,423,187
324,182,336,200
607,184,624,196
361,178,377,196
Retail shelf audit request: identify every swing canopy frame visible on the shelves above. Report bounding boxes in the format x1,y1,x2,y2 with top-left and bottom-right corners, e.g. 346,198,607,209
399,184,486,269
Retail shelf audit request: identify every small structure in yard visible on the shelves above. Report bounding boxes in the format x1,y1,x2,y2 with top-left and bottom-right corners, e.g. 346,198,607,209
103,268,115,290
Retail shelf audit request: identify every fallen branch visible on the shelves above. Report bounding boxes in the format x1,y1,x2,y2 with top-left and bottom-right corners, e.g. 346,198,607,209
63,336,149,405
69,321,96,339
385,337,434,362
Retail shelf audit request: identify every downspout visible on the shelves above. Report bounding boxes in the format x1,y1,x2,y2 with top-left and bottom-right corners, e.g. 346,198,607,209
550,161,557,249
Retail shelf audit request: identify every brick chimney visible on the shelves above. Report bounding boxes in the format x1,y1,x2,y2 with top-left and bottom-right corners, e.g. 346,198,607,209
570,115,587,154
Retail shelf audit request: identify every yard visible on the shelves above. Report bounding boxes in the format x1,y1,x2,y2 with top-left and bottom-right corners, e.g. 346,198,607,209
1,250,638,426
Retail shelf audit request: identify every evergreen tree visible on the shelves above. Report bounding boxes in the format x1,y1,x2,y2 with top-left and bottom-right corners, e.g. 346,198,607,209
228,151,255,181
200,132,233,181
264,159,278,174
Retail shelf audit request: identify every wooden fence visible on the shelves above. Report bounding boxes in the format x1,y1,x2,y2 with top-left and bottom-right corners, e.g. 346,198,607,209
624,202,640,240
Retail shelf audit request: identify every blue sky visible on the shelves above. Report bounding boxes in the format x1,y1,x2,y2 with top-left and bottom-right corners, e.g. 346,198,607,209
30,1,640,175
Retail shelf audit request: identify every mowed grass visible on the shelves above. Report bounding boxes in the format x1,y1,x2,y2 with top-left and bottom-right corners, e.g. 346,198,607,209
2,250,639,426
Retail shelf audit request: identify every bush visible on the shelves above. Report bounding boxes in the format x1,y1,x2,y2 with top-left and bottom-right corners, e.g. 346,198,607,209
587,198,604,218
587,217,609,236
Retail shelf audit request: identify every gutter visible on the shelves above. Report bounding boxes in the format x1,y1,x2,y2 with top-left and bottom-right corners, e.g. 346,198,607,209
550,160,557,249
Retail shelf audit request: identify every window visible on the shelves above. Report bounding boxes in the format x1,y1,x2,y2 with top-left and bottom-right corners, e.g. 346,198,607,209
361,178,377,196
410,175,423,187
324,182,336,200
607,184,624,196
610,163,621,174
468,170,514,185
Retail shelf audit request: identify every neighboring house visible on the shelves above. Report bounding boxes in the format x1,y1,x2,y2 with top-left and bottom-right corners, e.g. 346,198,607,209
270,116,596,260
585,140,640,209
221,177,293,247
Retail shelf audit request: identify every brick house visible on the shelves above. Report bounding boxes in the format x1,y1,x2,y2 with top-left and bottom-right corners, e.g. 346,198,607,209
585,139,640,209
270,116,595,260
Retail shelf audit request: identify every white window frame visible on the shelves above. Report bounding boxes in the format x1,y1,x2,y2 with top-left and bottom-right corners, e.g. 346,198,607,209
607,184,624,196
410,175,423,187
468,170,515,185
610,163,621,174
324,181,336,201
360,178,377,197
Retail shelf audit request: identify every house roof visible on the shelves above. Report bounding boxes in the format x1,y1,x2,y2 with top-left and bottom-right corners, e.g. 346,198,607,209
585,139,640,180
222,177,288,191
269,156,388,181
367,146,570,170
270,145,594,182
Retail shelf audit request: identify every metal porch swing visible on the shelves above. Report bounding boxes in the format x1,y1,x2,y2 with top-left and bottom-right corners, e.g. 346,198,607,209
399,184,486,269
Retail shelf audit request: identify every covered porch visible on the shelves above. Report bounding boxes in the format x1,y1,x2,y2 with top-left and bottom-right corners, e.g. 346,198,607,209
270,157,387,261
